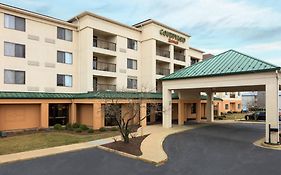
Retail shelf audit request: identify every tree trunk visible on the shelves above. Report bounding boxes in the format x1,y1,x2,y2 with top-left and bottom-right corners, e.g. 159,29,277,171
123,132,130,143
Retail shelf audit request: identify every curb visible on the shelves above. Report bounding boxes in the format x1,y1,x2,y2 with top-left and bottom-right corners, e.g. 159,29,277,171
253,138,281,150
97,145,166,166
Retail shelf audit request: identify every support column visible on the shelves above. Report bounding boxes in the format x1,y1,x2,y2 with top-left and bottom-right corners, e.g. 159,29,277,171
206,91,214,122
184,49,190,66
196,100,201,122
140,102,147,127
70,103,77,124
150,106,156,123
178,100,185,125
40,103,49,128
93,103,103,130
216,101,222,116
169,45,174,73
163,88,172,128
265,80,280,144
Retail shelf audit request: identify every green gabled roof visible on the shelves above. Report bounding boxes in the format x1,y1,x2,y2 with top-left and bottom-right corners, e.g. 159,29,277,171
0,91,222,101
162,50,280,80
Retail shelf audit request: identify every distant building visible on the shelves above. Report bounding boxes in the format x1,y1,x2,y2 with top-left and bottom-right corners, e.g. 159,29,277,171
203,53,214,60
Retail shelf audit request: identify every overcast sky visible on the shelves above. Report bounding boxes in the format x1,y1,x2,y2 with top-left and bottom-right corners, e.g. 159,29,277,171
2,0,281,65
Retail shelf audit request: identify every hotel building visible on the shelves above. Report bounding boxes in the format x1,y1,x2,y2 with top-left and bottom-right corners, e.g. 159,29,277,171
0,3,241,131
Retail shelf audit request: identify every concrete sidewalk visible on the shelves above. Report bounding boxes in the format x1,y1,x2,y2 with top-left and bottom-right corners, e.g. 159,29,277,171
138,124,208,165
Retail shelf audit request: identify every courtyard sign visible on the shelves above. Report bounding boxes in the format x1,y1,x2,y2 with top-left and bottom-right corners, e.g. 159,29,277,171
160,29,186,44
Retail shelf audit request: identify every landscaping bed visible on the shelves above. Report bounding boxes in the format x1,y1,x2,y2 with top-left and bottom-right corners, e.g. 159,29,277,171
0,123,120,155
215,113,246,120
102,134,149,156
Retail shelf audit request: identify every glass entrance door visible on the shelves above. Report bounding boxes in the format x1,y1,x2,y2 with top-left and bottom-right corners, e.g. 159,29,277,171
49,104,69,126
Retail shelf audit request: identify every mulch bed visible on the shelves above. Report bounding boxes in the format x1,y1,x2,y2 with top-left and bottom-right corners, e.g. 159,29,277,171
102,134,149,156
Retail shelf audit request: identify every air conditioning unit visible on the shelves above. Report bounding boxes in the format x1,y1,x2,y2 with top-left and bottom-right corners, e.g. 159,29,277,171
0,131,7,137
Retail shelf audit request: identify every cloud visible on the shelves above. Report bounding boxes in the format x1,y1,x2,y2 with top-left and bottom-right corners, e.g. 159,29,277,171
241,41,281,53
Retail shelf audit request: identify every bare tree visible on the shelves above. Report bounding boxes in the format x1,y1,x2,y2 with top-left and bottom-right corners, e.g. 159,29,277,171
103,91,159,143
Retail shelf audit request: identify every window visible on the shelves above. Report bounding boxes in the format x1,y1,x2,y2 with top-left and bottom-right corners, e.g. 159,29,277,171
127,58,137,70
127,38,137,50
191,103,197,114
4,69,25,84
57,27,72,41
57,51,72,64
57,74,72,87
238,104,241,109
4,42,25,58
127,77,137,89
4,14,25,31
225,104,229,110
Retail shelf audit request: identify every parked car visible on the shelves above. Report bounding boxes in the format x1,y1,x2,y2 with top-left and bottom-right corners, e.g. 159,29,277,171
245,111,266,121
241,107,249,113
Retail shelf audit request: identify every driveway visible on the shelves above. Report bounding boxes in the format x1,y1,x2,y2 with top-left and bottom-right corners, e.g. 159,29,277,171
1,123,281,175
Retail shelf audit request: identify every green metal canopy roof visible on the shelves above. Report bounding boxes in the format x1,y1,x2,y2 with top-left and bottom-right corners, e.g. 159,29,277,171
0,91,75,99
0,91,222,101
162,50,280,81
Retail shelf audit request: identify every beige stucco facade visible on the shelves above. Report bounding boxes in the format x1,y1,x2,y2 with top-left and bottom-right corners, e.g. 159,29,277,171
0,4,241,133
0,4,202,93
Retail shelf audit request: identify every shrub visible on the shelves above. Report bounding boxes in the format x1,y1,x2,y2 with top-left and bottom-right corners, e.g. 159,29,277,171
79,124,89,131
72,123,80,129
99,127,107,132
65,123,72,130
75,128,82,133
54,124,63,130
110,127,119,131
88,129,94,133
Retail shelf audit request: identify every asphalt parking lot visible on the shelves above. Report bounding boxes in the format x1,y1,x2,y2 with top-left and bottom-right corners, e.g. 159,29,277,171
1,123,281,175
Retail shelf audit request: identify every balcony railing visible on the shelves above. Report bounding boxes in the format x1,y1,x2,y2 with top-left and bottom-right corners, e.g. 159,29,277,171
156,68,170,76
93,38,116,51
191,58,199,65
174,52,185,62
156,48,170,58
230,94,236,98
93,61,116,72
93,83,116,91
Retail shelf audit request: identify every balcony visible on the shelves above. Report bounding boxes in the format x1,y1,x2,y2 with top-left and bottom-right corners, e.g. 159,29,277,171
93,38,116,51
191,57,199,65
95,83,116,91
156,68,170,76
174,52,185,62
93,61,116,72
230,94,236,98
156,48,170,58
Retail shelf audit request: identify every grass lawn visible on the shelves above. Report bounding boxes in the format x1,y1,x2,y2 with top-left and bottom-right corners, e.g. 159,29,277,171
0,131,120,155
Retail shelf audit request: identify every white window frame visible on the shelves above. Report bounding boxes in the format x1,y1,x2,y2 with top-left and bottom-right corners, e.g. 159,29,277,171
127,77,137,89
4,42,25,58
4,69,25,84
127,38,137,50
127,58,137,70
57,74,72,87
57,27,73,42
57,51,73,64
4,14,25,31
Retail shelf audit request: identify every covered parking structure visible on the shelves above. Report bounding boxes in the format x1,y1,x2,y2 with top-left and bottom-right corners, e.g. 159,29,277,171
162,50,281,144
